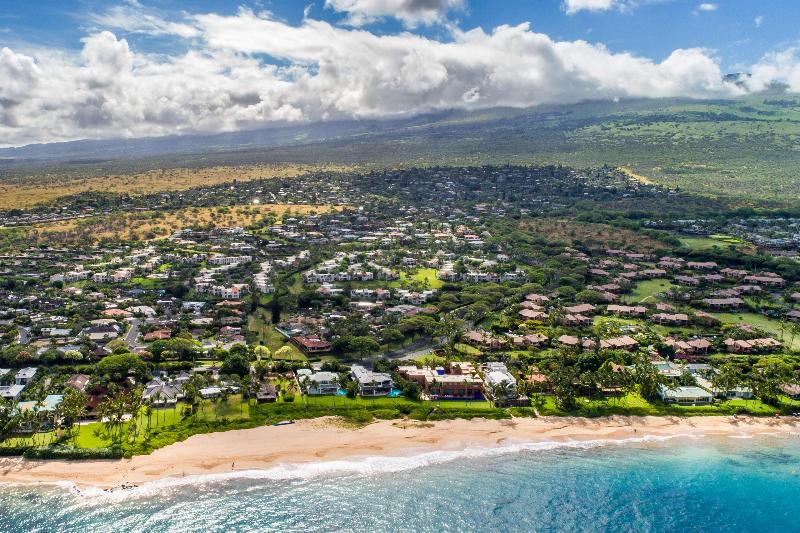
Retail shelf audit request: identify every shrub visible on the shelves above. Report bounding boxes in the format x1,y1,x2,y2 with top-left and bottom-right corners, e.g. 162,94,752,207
283,392,295,403
396,404,414,415
372,408,400,420
0,446,28,457
22,446,123,460
344,410,373,424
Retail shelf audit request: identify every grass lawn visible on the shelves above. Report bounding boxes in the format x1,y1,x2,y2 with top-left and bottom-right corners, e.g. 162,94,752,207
536,392,791,417
455,342,481,356
247,308,306,360
390,268,444,289
287,274,304,296
129,277,164,289
679,234,744,251
409,268,444,289
623,279,675,304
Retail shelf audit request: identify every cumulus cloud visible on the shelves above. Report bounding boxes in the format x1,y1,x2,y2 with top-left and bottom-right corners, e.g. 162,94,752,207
754,15,764,28
747,48,800,92
324,0,464,27
1,6,796,147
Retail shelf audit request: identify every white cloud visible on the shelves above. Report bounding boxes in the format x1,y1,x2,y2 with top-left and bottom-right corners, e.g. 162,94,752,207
88,3,199,38
563,0,661,15
694,3,718,14
747,48,800,93
754,15,764,27
324,0,463,27
4,7,799,147
564,0,622,15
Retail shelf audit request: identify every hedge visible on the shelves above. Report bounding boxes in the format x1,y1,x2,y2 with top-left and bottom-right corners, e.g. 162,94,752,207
22,446,123,460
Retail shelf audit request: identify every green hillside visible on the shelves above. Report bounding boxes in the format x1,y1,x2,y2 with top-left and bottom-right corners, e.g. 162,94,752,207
249,94,800,201
5,93,800,202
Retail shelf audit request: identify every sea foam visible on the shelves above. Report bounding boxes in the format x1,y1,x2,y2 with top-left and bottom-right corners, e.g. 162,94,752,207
65,432,704,503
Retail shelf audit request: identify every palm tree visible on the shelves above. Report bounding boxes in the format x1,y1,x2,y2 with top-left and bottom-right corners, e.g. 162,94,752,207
153,391,162,428
300,375,310,409
145,400,154,435
489,380,514,408
240,386,249,418
368,379,379,405
330,375,340,411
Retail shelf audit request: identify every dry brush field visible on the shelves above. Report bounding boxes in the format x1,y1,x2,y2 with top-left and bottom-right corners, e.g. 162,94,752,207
0,163,354,209
519,218,669,252
22,204,341,245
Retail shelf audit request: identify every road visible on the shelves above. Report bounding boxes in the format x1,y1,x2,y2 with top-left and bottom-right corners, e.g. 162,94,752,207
17,326,29,345
382,337,439,360
126,319,141,349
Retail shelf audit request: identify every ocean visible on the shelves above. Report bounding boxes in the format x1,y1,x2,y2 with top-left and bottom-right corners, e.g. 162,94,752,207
2,434,800,532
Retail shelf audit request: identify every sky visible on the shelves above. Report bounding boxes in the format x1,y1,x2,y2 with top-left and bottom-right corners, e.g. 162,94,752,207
1,0,799,147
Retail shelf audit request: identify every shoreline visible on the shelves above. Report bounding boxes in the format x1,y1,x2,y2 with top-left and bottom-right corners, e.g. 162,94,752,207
0,415,797,490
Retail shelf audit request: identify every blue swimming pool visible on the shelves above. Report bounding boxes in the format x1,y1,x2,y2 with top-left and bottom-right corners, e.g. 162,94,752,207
387,390,402,398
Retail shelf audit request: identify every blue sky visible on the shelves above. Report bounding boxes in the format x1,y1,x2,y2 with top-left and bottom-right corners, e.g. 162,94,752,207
1,0,795,70
1,0,799,146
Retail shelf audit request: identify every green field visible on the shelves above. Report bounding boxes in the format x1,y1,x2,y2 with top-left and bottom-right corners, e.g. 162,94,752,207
623,279,675,304
393,268,444,289
246,308,306,360
679,234,745,251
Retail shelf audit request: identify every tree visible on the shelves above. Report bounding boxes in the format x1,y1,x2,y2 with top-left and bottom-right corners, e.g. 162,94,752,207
546,363,580,411
351,336,381,362
0,398,21,447
380,327,405,348
436,315,466,359
712,364,745,400
62,349,84,363
633,356,670,401
96,353,148,382
59,389,88,442
104,338,131,355
751,357,794,405
274,345,295,361
254,345,272,361
222,352,250,377
489,380,515,408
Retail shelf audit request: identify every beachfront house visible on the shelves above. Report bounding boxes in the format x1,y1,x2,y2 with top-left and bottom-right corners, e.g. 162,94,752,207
142,378,184,407
657,385,713,405
298,370,341,395
483,362,517,403
350,365,393,396
16,395,64,430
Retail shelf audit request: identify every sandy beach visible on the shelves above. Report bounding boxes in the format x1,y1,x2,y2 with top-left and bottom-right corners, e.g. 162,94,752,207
0,415,797,489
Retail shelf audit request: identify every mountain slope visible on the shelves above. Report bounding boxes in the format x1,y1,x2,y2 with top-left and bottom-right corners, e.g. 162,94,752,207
3,94,800,200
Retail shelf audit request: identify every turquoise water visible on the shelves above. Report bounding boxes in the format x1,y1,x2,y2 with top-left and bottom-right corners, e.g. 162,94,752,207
2,434,800,532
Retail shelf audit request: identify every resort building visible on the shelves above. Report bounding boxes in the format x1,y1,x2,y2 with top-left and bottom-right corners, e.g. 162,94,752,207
397,366,483,400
